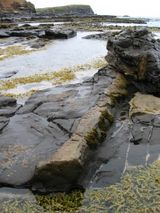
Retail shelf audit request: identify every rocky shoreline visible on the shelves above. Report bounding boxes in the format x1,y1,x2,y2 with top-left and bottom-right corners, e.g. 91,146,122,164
0,7,160,210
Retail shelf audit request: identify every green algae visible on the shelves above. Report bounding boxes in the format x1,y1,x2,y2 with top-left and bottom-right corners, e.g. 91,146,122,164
4,89,38,98
36,191,83,213
80,160,160,213
0,70,75,91
85,109,113,149
0,58,107,97
85,128,99,149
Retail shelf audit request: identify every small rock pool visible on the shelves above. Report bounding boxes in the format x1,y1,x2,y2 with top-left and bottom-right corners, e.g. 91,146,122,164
0,31,107,99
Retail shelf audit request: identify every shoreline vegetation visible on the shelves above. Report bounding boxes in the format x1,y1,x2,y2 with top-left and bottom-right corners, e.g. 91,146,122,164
2,160,160,212
0,58,107,97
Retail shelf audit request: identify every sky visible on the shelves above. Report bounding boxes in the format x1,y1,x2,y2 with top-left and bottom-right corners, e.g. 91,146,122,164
29,0,160,18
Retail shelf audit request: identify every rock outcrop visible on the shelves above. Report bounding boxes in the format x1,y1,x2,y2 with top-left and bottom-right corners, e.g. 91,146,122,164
1,28,160,196
0,68,125,192
0,0,35,13
106,28,160,95
1,25,77,40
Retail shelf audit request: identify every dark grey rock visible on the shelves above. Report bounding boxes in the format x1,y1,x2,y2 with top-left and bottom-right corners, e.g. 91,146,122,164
0,31,10,38
0,96,16,107
106,28,160,95
8,30,39,37
0,117,9,132
0,113,69,186
0,105,21,117
43,29,77,39
83,31,118,40
0,71,18,79
0,69,114,190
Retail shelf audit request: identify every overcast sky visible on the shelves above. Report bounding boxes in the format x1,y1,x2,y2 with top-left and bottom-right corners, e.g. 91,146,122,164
29,0,160,18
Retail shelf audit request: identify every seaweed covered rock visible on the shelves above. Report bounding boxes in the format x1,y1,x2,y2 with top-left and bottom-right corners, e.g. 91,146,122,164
106,28,160,95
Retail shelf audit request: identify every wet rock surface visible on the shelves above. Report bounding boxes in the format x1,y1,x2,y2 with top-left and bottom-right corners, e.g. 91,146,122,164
0,68,117,191
0,28,160,197
80,94,160,189
106,28,160,95
0,24,77,40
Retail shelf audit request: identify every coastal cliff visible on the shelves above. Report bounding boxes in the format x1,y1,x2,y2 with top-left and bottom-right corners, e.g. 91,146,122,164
36,4,94,16
0,0,35,13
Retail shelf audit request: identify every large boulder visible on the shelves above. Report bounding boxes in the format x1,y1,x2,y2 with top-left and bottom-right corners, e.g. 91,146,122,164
106,28,160,95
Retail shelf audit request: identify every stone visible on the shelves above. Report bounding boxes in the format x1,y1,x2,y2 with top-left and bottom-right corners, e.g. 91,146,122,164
106,28,160,95
0,96,16,107
0,117,9,132
0,71,18,79
129,92,160,117
0,31,10,38
0,66,131,192
43,29,77,39
0,68,118,191
9,30,39,37
0,113,68,186
83,31,118,40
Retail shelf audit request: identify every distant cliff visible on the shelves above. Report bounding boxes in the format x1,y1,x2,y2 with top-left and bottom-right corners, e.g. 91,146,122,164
0,0,35,13
36,5,94,16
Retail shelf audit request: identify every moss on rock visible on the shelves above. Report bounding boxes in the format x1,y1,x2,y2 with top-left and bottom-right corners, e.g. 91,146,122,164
36,191,83,213
104,73,128,105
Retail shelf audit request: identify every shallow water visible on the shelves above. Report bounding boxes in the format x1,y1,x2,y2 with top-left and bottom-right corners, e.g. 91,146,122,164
0,31,106,100
0,32,106,78
101,22,147,27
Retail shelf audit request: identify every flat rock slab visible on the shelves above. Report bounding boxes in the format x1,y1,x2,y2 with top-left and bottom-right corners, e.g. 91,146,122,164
0,68,117,191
